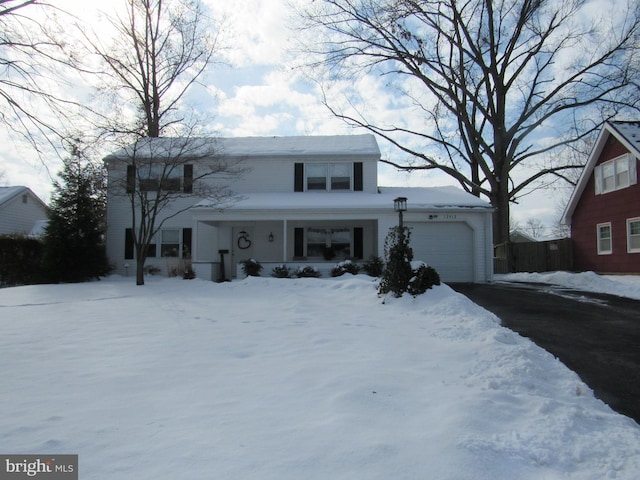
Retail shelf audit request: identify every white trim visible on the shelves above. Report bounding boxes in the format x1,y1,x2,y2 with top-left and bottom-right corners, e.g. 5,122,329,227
627,217,640,253
562,122,640,225
596,154,633,194
597,222,613,255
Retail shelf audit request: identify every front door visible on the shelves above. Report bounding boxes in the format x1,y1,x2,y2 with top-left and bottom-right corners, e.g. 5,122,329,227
232,226,255,276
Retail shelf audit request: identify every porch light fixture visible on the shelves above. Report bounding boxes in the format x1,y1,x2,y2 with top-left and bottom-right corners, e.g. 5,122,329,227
394,197,407,229
268,232,274,242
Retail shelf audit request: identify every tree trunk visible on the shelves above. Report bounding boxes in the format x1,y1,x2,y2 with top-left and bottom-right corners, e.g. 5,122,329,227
491,179,511,246
136,257,145,285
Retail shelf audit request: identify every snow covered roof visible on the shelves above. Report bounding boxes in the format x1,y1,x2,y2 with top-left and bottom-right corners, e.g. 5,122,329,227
563,121,640,224
0,186,47,209
194,186,491,211
105,134,381,160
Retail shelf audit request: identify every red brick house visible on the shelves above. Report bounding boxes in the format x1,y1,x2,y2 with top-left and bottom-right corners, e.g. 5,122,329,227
563,121,640,273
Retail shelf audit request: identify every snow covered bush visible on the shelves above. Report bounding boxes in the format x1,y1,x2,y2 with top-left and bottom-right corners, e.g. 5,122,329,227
296,266,321,278
408,263,441,296
271,264,294,278
330,260,360,277
241,259,263,277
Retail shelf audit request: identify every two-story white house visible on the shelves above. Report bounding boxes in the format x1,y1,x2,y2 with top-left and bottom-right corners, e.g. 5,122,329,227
105,134,494,283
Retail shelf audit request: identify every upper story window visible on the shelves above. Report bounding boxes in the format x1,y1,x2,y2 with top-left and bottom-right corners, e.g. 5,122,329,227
306,163,351,191
295,162,363,192
594,154,637,194
138,164,182,192
126,164,193,194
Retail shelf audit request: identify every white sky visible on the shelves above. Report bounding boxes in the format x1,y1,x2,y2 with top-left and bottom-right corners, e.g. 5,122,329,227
1,0,576,235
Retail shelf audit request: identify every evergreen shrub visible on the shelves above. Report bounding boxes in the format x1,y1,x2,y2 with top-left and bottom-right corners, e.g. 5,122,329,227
296,265,321,278
241,258,263,277
330,260,360,277
362,255,384,277
271,264,294,278
0,234,44,286
408,262,441,296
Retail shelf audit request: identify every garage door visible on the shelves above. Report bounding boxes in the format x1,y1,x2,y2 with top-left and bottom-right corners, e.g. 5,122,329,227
407,222,474,283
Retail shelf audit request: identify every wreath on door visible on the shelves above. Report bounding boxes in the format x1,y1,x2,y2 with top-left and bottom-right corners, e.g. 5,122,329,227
237,230,252,249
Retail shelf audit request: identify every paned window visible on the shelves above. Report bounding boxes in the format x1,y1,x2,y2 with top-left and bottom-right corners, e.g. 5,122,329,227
595,154,637,194
627,218,640,253
138,164,182,192
306,163,351,191
306,164,328,190
597,223,612,255
305,228,351,259
161,229,180,257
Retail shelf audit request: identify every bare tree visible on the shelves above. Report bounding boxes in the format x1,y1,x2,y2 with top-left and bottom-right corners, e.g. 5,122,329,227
524,218,545,239
296,0,640,244
77,0,224,138
106,137,245,285
73,0,237,284
0,0,81,154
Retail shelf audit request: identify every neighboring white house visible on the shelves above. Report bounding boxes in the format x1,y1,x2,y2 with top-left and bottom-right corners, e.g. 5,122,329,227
0,186,48,235
104,135,494,283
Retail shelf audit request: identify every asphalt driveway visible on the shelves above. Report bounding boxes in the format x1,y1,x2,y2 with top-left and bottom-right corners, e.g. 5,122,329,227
452,281,640,424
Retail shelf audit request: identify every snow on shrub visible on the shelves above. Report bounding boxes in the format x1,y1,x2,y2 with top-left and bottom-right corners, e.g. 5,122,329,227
330,260,360,277
241,258,263,277
296,265,321,278
271,264,294,278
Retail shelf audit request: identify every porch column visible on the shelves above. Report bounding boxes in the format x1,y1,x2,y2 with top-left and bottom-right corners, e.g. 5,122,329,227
282,219,288,262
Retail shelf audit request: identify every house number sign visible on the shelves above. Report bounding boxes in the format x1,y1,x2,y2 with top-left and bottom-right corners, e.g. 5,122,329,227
237,230,252,249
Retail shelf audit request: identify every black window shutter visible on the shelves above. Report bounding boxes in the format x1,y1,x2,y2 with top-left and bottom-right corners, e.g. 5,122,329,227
294,163,304,192
125,228,134,259
354,162,363,191
126,165,136,193
354,227,364,259
182,228,192,258
183,164,193,193
294,228,304,257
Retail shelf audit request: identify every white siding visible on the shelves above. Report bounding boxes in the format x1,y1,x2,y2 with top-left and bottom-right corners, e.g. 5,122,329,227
0,191,48,235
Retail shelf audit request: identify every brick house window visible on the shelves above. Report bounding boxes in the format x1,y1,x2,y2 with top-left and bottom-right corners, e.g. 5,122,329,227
627,218,640,253
594,154,637,194
597,222,612,255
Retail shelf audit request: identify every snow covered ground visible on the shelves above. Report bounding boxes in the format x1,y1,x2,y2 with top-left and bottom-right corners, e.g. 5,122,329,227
497,271,640,300
1,273,640,479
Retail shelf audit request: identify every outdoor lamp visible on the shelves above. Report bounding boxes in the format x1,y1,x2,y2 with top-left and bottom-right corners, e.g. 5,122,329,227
394,197,407,229
268,232,274,242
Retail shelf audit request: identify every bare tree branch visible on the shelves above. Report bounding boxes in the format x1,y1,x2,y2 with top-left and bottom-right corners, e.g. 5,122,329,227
295,0,640,243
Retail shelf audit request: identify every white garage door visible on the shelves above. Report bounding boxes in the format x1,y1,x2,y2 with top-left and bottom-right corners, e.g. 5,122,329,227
407,222,474,283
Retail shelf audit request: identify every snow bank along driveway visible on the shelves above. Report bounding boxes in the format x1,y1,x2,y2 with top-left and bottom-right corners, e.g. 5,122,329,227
1,275,640,479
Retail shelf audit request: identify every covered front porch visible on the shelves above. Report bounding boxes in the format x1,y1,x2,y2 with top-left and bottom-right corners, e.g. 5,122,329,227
191,218,379,281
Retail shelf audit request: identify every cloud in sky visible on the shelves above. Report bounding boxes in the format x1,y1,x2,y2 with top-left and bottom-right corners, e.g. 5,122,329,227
1,0,568,231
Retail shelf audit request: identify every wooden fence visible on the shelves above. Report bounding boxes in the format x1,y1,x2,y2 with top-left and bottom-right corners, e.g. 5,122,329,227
494,238,573,274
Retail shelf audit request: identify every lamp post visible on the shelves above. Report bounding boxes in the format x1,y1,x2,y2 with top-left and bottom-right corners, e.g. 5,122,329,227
394,196,407,229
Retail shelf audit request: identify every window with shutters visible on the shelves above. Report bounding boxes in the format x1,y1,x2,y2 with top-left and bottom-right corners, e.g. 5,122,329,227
302,227,352,259
128,164,193,193
594,154,637,194
124,228,192,259
295,162,363,192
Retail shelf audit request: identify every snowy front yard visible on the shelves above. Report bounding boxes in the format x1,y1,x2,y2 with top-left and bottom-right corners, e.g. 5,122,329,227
1,274,640,479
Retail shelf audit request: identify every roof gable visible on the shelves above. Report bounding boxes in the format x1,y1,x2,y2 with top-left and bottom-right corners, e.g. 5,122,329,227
0,186,47,210
562,121,640,224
